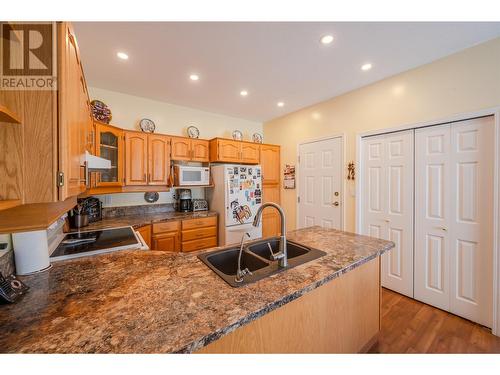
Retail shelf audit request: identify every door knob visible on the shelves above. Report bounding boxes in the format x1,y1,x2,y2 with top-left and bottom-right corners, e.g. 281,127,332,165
333,202,339,206
334,192,339,196
435,226,448,231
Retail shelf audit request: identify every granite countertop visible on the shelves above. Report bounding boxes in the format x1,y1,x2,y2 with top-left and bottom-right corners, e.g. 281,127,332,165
0,226,394,353
76,211,218,231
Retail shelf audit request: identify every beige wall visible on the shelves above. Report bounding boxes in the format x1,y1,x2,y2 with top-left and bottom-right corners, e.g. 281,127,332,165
89,87,262,139
263,37,500,232
89,87,262,207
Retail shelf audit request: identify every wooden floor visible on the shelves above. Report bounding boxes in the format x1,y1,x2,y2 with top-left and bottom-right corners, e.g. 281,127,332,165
369,288,500,353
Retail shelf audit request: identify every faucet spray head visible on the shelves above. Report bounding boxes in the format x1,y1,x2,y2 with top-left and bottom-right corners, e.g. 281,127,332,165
252,216,260,227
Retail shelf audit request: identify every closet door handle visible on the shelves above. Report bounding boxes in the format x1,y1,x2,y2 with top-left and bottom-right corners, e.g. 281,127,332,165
435,226,448,232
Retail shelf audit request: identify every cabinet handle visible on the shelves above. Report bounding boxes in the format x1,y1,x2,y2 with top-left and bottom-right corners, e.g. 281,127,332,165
144,173,147,182
333,202,339,206
81,161,89,187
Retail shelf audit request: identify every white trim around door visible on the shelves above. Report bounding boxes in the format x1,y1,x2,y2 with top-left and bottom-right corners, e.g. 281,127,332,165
297,133,346,231
355,106,500,337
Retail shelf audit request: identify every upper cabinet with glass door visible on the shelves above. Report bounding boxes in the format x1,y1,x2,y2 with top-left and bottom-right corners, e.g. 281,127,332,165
94,122,124,187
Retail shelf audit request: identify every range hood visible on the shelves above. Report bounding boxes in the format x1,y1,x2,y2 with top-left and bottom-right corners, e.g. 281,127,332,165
82,151,111,188
84,151,111,171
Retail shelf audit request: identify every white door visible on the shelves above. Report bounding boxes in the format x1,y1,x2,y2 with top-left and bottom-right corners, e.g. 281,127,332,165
298,137,343,230
415,116,494,327
361,130,414,297
415,124,452,310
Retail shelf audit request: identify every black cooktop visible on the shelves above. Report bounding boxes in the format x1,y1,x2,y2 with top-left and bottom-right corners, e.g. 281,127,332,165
51,227,138,259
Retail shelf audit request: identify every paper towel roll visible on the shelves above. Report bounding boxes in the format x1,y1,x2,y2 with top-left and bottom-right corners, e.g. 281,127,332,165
12,230,50,275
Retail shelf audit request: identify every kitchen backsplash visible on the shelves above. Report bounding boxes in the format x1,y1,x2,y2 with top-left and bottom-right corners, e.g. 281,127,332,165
102,203,175,218
95,189,205,208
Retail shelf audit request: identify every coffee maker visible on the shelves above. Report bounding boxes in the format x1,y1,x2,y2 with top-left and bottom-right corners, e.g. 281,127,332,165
177,189,192,212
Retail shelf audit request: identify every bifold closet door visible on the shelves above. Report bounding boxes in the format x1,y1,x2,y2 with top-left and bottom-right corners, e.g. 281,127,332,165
415,116,494,327
361,130,414,297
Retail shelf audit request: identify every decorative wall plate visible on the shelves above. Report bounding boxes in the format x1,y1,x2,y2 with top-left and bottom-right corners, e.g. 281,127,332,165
187,125,200,139
144,192,159,203
140,118,156,133
90,100,112,124
232,130,243,141
252,133,263,143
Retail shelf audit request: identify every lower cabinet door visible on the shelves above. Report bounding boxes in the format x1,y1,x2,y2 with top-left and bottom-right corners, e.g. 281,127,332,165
182,236,217,252
152,232,180,252
262,211,280,238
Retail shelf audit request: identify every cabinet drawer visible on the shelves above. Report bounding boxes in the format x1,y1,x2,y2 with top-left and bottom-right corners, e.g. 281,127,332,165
182,216,217,230
182,236,217,252
153,220,180,234
182,226,217,242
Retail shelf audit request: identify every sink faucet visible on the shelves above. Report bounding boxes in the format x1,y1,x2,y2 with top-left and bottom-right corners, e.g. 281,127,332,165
235,232,252,283
253,202,287,268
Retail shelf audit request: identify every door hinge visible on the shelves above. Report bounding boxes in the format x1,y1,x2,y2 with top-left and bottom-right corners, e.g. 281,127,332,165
297,196,300,203
57,171,64,187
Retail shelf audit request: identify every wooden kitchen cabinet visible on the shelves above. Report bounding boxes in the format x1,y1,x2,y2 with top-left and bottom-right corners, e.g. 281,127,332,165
148,134,171,185
0,22,95,231
261,144,281,238
262,184,281,237
171,137,191,160
125,132,148,185
151,220,180,252
241,143,260,164
58,22,93,200
171,136,209,162
209,138,259,164
94,122,124,187
215,139,241,162
181,216,218,252
260,144,280,185
152,231,180,252
191,139,210,162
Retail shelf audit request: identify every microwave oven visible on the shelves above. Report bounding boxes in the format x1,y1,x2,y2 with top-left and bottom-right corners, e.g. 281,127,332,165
174,165,210,186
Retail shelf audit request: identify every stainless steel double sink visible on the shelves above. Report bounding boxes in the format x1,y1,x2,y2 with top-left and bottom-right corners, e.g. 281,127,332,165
198,237,326,287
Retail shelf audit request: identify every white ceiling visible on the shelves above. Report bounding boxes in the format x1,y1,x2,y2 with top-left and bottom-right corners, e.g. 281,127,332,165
74,22,500,122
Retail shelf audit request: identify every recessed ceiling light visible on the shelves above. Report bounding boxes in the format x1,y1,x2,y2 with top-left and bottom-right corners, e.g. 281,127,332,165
240,90,248,97
320,35,334,45
189,74,199,81
277,101,285,107
361,63,372,71
116,52,129,60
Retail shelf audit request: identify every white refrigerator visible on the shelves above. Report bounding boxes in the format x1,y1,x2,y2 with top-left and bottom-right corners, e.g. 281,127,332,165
208,164,263,246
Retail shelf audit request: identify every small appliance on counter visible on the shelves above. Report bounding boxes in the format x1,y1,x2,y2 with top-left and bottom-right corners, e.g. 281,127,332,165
176,189,193,212
192,199,209,212
174,165,210,186
82,197,102,222
71,197,102,228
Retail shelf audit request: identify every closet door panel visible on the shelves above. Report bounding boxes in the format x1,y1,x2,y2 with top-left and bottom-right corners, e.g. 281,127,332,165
383,130,414,297
415,124,451,311
361,136,387,239
361,130,414,297
449,117,494,327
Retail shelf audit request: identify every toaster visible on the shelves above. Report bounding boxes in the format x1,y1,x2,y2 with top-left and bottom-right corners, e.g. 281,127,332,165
192,199,209,212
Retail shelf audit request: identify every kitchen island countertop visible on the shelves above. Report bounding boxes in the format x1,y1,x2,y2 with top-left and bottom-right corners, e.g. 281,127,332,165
0,226,393,353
